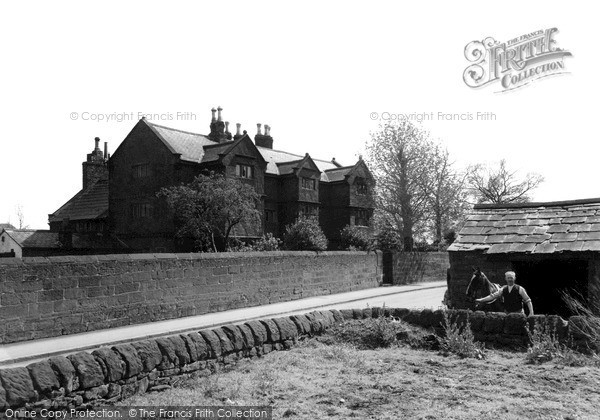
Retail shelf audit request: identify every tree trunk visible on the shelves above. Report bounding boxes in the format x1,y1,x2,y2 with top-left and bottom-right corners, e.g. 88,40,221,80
399,147,414,251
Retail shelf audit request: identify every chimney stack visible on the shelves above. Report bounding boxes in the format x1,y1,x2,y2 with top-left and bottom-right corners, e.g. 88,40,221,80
83,136,108,189
224,121,232,140
254,123,273,149
233,123,243,141
208,106,228,143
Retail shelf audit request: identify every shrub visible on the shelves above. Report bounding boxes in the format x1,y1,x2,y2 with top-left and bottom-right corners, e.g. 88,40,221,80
439,311,485,359
227,233,282,252
282,216,328,251
339,225,373,251
251,233,282,251
375,228,402,251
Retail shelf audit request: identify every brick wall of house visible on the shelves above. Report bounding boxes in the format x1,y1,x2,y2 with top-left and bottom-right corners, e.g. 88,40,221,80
0,251,383,344
108,122,179,247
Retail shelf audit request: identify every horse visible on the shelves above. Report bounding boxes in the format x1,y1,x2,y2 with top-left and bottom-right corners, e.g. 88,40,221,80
465,267,504,312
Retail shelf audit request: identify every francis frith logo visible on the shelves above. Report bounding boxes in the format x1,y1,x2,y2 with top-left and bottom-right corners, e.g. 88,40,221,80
463,28,572,92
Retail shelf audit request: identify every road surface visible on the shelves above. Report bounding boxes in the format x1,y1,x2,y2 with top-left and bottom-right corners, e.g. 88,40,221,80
318,286,447,312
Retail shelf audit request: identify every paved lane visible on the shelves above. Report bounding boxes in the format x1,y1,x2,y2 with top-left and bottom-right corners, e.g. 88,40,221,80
319,286,447,311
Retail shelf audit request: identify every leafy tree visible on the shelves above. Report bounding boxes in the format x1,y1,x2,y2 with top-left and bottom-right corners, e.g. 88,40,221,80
158,172,261,252
283,216,328,251
339,225,373,251
375,226,403,252
366,120,469,250
468,159,544,204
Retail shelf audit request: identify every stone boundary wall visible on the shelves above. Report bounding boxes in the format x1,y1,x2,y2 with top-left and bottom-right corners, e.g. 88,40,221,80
0,251,382,344
0,307,595,412
387,252,449,285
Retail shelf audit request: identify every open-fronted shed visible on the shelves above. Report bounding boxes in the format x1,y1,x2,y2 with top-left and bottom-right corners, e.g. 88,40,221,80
447,198,600,316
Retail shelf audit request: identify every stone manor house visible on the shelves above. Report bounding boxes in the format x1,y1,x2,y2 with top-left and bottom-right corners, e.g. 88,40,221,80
37,107,374,254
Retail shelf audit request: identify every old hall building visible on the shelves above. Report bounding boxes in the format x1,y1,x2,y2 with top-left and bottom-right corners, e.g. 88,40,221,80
49,107,375,252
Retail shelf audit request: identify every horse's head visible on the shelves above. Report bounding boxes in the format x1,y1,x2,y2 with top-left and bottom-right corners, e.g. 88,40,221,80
466,266,489,299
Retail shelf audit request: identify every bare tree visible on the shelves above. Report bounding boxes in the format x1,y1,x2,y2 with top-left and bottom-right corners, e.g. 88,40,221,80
366,120,468,250
468,159,544,204
419,145,471,243
15,205,28,229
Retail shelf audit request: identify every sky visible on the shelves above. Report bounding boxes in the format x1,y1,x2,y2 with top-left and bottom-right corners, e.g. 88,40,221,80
0,1,597,229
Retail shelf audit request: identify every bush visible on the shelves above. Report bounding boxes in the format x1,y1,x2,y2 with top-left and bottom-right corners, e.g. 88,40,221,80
440,311,485,359
251,233,282,251
282,216,328,251
228,233,282,252
376,228,402,251
339,225,373,251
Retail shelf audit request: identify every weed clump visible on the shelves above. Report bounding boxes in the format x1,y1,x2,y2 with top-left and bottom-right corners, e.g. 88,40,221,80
439,311,485,359
526,318,599,367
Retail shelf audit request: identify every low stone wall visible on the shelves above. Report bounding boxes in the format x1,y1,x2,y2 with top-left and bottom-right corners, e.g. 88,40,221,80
385,251,449,285
0,309,343,411
340,307,592,350
0,251,382,344
1,307,595,412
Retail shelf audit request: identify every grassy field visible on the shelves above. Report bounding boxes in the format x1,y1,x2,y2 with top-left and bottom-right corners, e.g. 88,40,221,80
120,320,600,420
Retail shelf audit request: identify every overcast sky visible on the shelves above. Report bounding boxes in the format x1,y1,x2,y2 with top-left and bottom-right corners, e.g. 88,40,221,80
0,1,596,229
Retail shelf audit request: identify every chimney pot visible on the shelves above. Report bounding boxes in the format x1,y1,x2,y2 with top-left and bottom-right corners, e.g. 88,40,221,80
104,142,108,160
94,137,100,150
211,108,217,121
257,123,262,135
225,121,230,131
236,123,241,135
217,106,223,121
243,130,247,135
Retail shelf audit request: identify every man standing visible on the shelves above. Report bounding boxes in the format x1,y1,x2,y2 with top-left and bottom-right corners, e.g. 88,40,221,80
476,271,534,315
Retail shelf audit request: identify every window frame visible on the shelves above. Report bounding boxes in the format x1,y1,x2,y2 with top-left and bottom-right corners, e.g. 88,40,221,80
235,164,254,179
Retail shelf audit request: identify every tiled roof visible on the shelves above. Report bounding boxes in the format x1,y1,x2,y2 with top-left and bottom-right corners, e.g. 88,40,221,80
257,147,339,180
323,166,353,182
4,230,60,248
49,179,108,223
144,120,349,181
448,198,600,254
147,121,216,163
201,141,236,163
3,229,126,250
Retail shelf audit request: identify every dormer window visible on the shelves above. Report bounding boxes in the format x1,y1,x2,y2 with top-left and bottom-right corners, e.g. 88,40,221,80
356,178,368,195
301,177,316,190
236,164,254,179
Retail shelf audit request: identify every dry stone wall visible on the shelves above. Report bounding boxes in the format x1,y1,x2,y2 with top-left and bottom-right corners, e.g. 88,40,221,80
0,308,595,412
